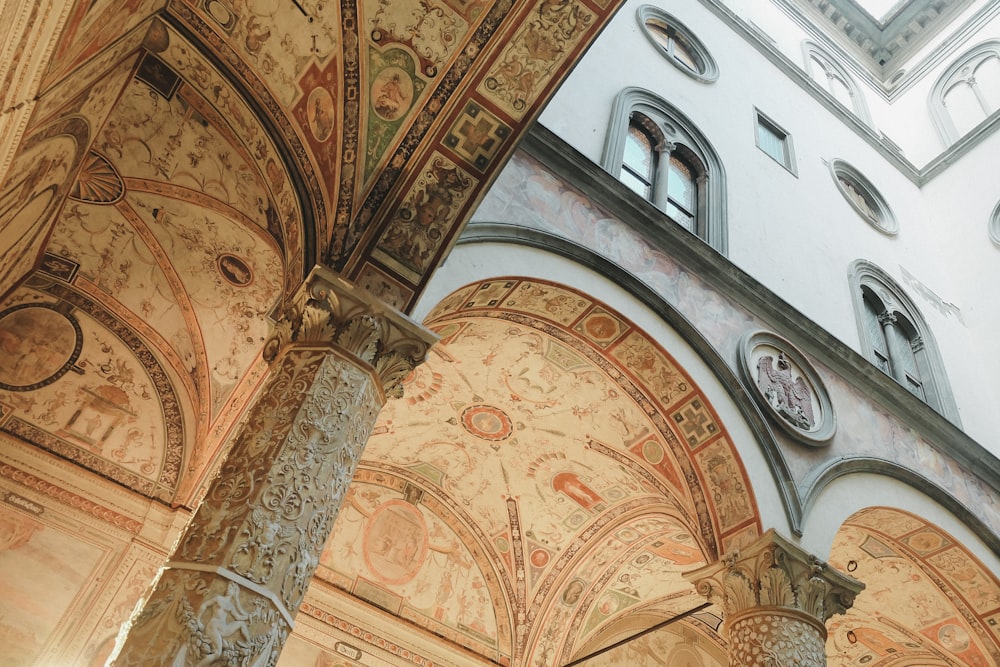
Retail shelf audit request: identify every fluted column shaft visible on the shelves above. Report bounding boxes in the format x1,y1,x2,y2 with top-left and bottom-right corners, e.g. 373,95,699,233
111,265,437,667
685,529,864,667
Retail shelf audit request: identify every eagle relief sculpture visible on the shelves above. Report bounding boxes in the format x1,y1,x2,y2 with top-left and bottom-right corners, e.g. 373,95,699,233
756,353,814,431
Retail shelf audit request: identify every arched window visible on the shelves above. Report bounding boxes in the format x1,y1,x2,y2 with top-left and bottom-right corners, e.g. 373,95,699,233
603,88,727,253
637,6,719,83
802,42,872,126
849,260,960,424
930,40,1000,145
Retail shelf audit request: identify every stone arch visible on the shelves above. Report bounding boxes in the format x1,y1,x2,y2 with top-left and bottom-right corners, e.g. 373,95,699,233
827,506,1000,666
417,229,800,534
395,262,780,665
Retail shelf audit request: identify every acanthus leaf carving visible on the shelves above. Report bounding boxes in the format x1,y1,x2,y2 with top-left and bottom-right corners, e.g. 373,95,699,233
336,314,381,364
684,529,864,625
263,265,437,399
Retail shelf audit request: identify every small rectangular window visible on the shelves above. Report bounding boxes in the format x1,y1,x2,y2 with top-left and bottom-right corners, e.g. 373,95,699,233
754,109,796,174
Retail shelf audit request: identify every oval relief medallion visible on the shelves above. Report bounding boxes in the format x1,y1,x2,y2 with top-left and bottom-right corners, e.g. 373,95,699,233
738,331,835,445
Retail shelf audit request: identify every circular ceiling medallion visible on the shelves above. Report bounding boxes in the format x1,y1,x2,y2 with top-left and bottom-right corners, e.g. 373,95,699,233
460,404,513,441
69,151,124,204
738,331,836,446
0,304,83,391
362,500,428,585
217,254,253,286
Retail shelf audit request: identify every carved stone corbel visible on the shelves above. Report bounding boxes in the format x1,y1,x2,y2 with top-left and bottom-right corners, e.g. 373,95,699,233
684,529,863,667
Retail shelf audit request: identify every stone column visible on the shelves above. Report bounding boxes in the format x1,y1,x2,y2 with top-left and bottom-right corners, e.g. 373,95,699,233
651,140,676,212
684,529,864,667
111,265,437,667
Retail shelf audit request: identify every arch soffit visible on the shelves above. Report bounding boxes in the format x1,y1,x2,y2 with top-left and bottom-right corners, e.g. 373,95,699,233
424,275,763,557
417,276,761,665
431,226,802,534
829,506,1000,667
801,464,1000,566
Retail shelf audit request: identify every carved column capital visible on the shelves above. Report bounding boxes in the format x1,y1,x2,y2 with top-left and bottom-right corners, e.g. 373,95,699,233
685,529,863,625
877,311,897,327
685,530,862,666
655,140,676,154
264,265,438,397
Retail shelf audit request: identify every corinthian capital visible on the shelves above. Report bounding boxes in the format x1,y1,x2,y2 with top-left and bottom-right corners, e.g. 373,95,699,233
684,529,863,625
263,265,438,397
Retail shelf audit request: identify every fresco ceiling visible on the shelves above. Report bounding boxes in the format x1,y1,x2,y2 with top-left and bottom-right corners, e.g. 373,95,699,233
0,0,625,505
2,2,1000,666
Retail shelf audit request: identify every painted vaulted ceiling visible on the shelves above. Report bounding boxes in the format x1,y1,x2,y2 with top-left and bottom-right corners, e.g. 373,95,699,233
2,2,1000,667
0,0,623,505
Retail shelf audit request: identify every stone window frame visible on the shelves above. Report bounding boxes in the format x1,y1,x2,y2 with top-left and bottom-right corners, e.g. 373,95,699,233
929,40,1000,146
637,6,719,84
603,87,728,254
802,41,873,127
849,260,961,425
990,199,1000,248
830,159,898,235
753,108,797,175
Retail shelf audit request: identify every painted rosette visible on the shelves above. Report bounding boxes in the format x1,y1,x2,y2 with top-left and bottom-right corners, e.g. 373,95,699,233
738,331,836,446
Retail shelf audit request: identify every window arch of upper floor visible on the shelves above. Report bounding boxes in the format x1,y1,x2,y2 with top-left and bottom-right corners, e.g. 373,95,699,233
802,42,872,126
602,87,727,254
849,260,960,425
637,6,719,83
930,40,1000,146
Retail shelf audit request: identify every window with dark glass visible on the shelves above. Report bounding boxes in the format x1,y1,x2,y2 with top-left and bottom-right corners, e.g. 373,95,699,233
754,111,794,173
603,88,727,253
622,121,655,199
850,260,960,424
620,113,701,234
637,6,719,83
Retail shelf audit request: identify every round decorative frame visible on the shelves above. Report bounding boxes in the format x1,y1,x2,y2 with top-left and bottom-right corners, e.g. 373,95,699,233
637,6,719,83
738,331,836,446
989,199,1000,248
0,303,83,391
830,159,898,235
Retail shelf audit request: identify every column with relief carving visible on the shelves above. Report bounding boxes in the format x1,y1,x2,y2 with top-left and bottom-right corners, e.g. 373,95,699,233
111,265,437,667
684,529,864,667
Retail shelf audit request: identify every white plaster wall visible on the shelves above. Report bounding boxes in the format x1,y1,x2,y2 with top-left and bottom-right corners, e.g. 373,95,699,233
415,241,795,540
536,0,1000,449
916,133,1000,447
